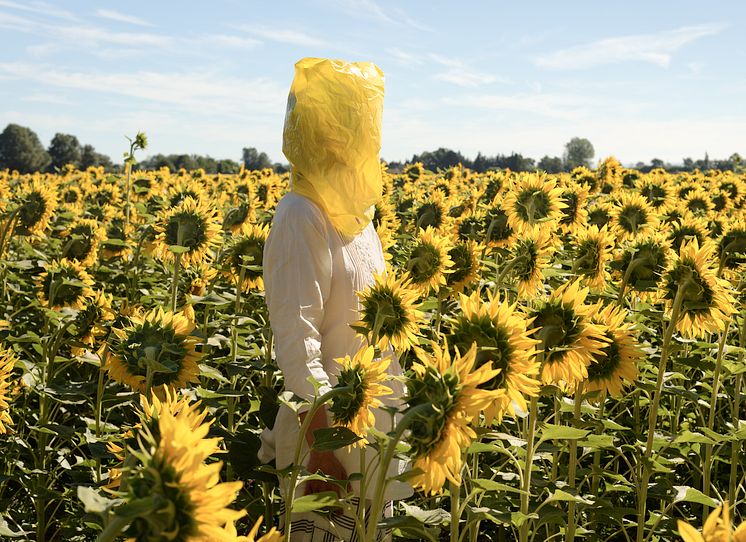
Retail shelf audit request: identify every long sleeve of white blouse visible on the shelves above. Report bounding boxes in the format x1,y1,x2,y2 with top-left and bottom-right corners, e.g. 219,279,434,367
263,195,333,402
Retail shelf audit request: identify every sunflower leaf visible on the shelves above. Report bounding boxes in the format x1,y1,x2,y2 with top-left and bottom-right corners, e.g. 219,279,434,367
311,426,361,451
290,492,342,513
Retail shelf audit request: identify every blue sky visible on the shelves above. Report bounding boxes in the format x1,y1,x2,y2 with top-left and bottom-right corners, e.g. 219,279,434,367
1,0,744,166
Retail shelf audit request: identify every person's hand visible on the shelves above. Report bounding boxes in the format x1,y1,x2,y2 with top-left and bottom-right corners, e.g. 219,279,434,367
304,449,349,496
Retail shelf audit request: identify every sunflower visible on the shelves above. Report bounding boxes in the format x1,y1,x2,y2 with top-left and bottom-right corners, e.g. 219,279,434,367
480,172,505,203
718,176,745,205
509,225,556,298
36,258,95,310
355,272,423,352
100,218,134,260
526,281,609,390
571,225,615,290
637,175,674,212
60,218,106,267
614,233,673,296
121,395,246,541
503,173,566,233
446,240,482,293
717,217,746,277
404,162,425,182
661,239,736,338
404,227,454,295
610,192,658,241
15,180,58,237
0,345,16,434
557,181,589,234
414,191,451,232
455,209,485,242
107,308,202,395
222,198,258,235
154,196,222,267
677,501,746,542
90,182,122,209
226,516,282,542
586,201,613,229
681,188,714,216
68,290,114,356
405,341,500,494
166,179,207,208
668,214,710,253
449,290,540,422
329,345,392,446
570,166,600,193
222,224,269,292
585,303,642,399
482,200,516,248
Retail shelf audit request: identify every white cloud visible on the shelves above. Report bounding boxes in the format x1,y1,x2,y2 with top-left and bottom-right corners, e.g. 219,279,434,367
0,62,287,118
535,23,727,70
0,0,77,21
430,54,504,88
386,47,424,66
442,92,590,120
205,34,262,50
96,9,153,27
237,25,325,47
322,0,433,32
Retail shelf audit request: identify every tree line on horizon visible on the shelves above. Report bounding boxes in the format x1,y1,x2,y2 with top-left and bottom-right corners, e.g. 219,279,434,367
0,123,741,175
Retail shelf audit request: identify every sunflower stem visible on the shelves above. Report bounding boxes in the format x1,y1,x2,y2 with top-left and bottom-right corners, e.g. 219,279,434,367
170,253,182,312
566,383,584,542
94,350,108,483
636,279,687,542
702,322,731,521
494,256,519,294
590,399,606,495
616,256,644,306
96,514,131,542
450,479,460,542
729,312,746,508
520,394,539,542
366,403,433,542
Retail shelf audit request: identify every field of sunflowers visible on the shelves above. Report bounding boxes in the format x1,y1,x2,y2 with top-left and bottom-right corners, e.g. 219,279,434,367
0,153,745,542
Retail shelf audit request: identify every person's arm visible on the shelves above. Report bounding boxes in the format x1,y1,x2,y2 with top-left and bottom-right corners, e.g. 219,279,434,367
263,197,347,495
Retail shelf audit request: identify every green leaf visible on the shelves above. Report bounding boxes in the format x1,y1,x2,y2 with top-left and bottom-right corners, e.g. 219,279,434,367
168,245,191,254
538,423,590,442
544,489,594,505
77,486,113,514
401,502,450,525
290,492,341,513
312,427,361,451
471,478,523,494
199,364,229,383
672,486,719,507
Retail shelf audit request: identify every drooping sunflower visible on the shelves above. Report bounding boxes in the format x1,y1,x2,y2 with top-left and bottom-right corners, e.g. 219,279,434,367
60,218,105,267
481,200,516,249
222,198,259,235
329,345,393,446
355,272,424,352
68,290,114,356
597,156,623,194
503,173,566,233
166,179,207,208
681,187,714,217
526,281,609,390
222,224,269,292
154,196,222,267
613,232,673,296
36,258,95,310
637,175,674,212
405,341,501,494
570,166,600,193
586,201,613,229
404,227,454,295
661,239,736,338
0,345,16,434
121,395,246,541
557,181,589,234
509,225,556,298
677,501,746,542
455,208,485,242
108,308,202,395
449,290,540,422
585,303,642,399
717,217,746,278
15,180,58,237
445,239,483,294
609,192,658,241
403,162,425,182
413,190,451,232
718,175,745,206
571,225,615,290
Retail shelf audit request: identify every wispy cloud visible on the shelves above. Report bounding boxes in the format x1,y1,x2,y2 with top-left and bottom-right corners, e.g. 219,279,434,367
386,47,424,67
430,54,504,88
322,0,433,32
535,23,727,70
237,25,325,47
95,9,153,28
442,92,591,120
0,0,77,21
0,62,287,117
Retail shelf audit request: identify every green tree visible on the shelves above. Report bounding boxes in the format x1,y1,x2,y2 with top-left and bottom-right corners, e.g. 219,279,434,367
48,132,82,170
0,123,51,172
242,147,272,170
80,144,113,170
563,137,595,170
538,155,563,173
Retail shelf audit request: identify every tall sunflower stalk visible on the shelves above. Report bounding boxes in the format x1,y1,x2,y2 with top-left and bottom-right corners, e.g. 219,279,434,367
122,132,147,234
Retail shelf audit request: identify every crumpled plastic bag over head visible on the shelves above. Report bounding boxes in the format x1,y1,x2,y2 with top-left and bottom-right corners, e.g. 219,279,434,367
283,57,385,237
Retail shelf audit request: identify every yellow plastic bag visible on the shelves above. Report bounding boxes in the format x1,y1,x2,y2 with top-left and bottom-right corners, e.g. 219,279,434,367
283,57,385,237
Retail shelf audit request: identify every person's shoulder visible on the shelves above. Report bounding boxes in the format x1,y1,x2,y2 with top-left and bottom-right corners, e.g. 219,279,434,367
273,192,328,231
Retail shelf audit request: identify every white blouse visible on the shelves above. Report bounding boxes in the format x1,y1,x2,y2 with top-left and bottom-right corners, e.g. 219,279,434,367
260,192,411,501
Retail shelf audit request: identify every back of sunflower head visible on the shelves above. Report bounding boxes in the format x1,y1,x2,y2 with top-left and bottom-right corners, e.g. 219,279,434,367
283,57,385,237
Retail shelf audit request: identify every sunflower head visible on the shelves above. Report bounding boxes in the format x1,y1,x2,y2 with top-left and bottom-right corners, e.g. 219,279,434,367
510,225,556,298
557,181,589,233
404,227,454,295
571,225,615,290
329,345,392,446
68,290,114,354
587,201,613,229
15,180,58,237
668,214,710,253
154,196,222,267
610,192,657,241
108,308,202,395
355,272,423,352
661,239,736,338
61,218,105,267
222,224,269,292
446,240,482,294
718,218,746,275
482,200,516,248
36,258,95,310
0,345,17,434
613,233,672,294
503,173,566,233
222,199,258,235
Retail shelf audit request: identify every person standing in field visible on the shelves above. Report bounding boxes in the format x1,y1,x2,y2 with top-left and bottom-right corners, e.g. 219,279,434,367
260,57,411,542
